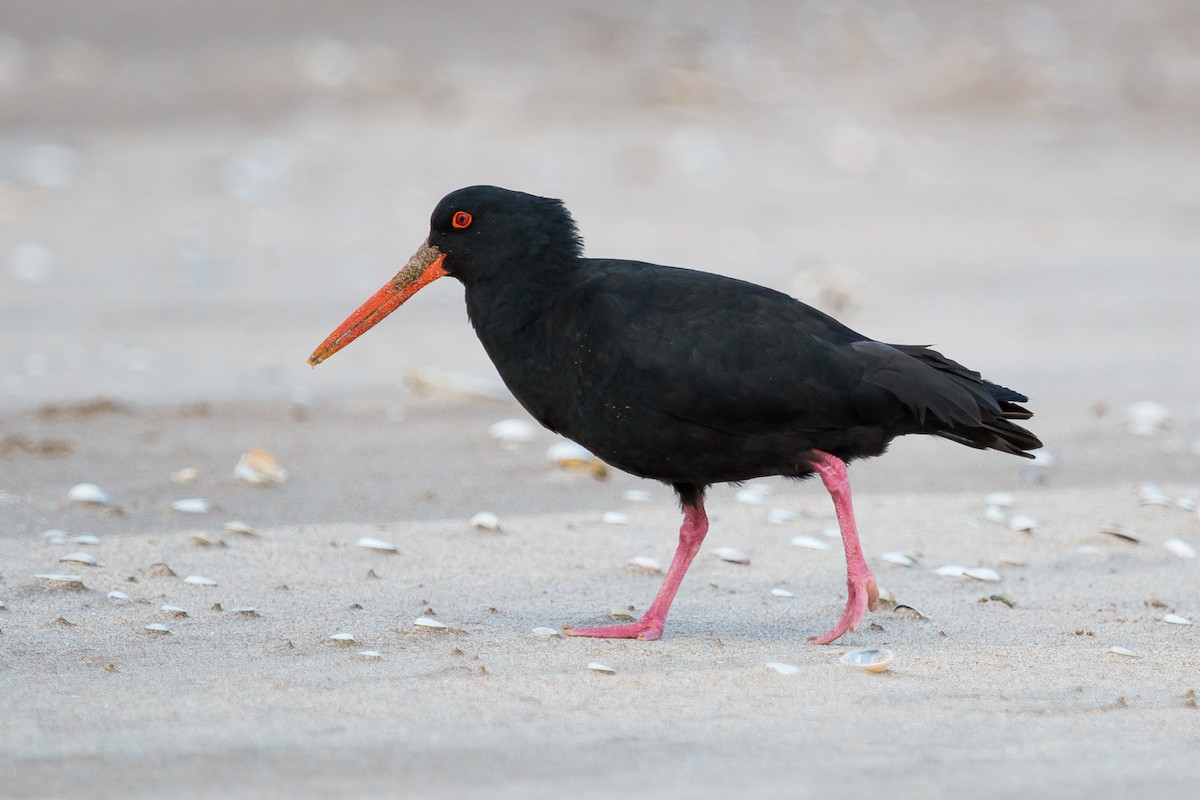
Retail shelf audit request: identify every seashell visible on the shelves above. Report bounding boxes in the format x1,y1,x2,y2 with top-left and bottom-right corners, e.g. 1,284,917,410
601,511,630,525
934,564,967,578
223,521,257,536
880,551,915,567
622,489,652,503
1027,449,1056,468
1176,497,1197,512
234,446,289,486
545,441,607,478
1100,524,1139,544
469,511,502,532
34,573,83,585
876,587,896,606
183,575,217,586
734,488,768,505
67,483,110,505
413,617,448,629
1123,400,1172,435
41,529,70,545
1137,483,1171,507
1109,645,1142,658
148,562,176,577
839,648,894,673
144,623,171,635
160,605,188,618
357,650,382,659
488,418,536,445
1162,539,1196,559
107,590,130,600
231,607,259,617
712,546,750,564
171,498,210,514
997,554,1027,567
627,555,662,573
1008,515,1037,533
608,607,634,619
586,662,616,674
894,604,927,620
328,632,356,643
59,551,97,566
191,532,222,547
767,507,796,525
1162,614,1192,626
790,535,832,551
771,588,795,597
765,662,800,675
355,537,397,553
531,626,562,637
985,492,1016,508
963,567,1001,582
71,534,101,545
983,505,1010,525
170,467,198,484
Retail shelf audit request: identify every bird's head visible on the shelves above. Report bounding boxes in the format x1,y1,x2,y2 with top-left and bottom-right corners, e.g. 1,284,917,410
307,185,580,366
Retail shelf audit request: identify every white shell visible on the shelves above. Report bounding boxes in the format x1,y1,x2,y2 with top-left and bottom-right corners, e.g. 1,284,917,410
469,511,502,532
531,626,562,637
934,564,967,578
963,567,1002,582
983,505,1010,525
67,483,110,505
107,590,130,600
328,632,355,642
1028,448,1057,468
712,546,750,564
171,498,210,514
767,507,796,525
622,489,653,503
586,662,616,674
488,418,536,444
41,529,70,544
840,648,895,673
170,467,198,484
1163,539,1197,559
34,573,83,584
144,623,171,634
183,575,217,586
357,650,382,659
880,551,915,567
997,554,1027,566
790,535,832,551
71,534,101,545
59,551,97,566
734,488,768,505
1176,497,1197,512
1008,515,1037,533
355,537,397,552
1109,645,1142,658
234,446,289,485
160,605,188,617
413,617,448,629
1124,400,1173,435
771,588,795,597
1162,614,1192,626
1137,483,1171,507
545,440,594,464
627,555,662,572
984,492,1016,508
765,662,800,675
601,511,630,525
223,521,257,536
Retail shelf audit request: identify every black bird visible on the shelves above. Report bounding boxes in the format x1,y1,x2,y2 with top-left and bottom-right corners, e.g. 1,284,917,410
309,186,1041,644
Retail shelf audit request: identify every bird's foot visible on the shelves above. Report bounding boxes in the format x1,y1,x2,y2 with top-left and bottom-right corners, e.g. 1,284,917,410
563,615,665,641
809,569,879,645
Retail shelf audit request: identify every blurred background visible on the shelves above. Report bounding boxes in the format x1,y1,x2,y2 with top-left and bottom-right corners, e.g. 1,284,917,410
1,1,1198,528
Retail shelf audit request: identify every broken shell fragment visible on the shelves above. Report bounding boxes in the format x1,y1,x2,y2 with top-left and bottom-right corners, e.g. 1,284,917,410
531,626,562,637
880,551,915,567
144,623,171,635
488,417,536,445
67,483,110,505
545,441,607,478
894,604,928,620
734,486,769,505
59,551,98,566
627,555,662,573
191,532,222,547
983,505,1009,525
71,534,101,545
1137,483,1171,507
413,617,448,629
1100,524,1139,544
1008,515,1037,533
41,529,70,545
997,554,1027,566
328,632,356,643
469,511,502,532
223,521,257,536
601,511,630,525
183,575,217,586
170,467,198,484
586,662,616,674
1162,614,1192,626
790,535,832,551
355,537,397,553
1109,645,1143,658
357,650,382,659
171,498,210,514
985,492,1016,508
765,662,801,675
934,564,967,578
622,489,652,503
34,573,83,585
712,546,750,564
1123,401,1173,435
771,588,795,597
160,605,188,618
839,648,894,673
767,507,796,525
107,590,131,600
1163,539,1197,559
234,446,289,486
231,607,259,617
963,567,1001,582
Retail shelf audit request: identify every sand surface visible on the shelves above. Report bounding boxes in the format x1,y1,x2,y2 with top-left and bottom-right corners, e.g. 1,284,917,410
3,3,1200,798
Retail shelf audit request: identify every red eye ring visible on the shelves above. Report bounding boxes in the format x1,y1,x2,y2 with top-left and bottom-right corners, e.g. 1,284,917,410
452,211,472,229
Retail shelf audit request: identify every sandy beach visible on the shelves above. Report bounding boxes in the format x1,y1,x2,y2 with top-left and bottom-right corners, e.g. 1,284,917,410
3,3,1200,798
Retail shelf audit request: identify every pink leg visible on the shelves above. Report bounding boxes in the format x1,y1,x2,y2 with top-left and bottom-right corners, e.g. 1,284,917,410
808,450,879,645
564,496,709,641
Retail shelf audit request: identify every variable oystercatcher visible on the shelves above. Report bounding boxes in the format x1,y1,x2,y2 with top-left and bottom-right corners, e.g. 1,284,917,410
309,185,1041,644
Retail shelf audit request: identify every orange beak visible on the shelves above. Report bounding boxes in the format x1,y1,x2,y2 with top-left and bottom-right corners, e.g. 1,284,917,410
308,241,448,366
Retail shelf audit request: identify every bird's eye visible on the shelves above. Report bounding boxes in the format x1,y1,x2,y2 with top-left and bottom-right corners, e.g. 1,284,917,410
451,211,472,229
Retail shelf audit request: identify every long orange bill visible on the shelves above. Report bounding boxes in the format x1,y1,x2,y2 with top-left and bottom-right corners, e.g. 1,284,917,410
308,241,448,366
